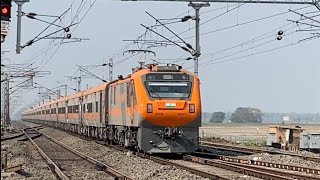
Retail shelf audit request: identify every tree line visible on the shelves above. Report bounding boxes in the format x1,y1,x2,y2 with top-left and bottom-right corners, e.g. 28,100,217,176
210,107,263,123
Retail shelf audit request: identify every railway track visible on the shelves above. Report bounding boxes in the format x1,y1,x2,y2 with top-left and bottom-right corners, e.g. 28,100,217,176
14,121,132,180
193,152,320,175
95,140,233,180
142,154,233,180
25,121,235,180
21,121,319,180
200,141,320,163
1,132,24,141
184,154,319,180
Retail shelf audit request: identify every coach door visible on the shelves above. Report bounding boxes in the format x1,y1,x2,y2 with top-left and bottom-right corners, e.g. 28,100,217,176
79,97,83,125
65,101,68,122
105,86,110,125
99,91,103,123
128,80,135,124
56,103,59,122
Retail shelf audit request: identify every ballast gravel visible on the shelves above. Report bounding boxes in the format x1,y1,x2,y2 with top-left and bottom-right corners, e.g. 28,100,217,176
37,126,210,180
1,139,57,180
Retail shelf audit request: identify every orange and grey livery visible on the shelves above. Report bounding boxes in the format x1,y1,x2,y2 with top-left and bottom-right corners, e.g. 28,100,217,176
22,64,202,153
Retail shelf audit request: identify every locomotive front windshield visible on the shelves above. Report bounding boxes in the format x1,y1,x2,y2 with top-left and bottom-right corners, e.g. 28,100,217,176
144,73,192,99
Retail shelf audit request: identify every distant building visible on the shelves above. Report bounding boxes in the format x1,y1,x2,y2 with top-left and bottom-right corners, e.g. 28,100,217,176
282,116,292,124
283,116,290,121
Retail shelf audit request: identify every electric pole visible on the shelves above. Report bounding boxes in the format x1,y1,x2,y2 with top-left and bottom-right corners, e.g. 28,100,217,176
13,0,30,54
77,77,81,92
2,73,10,127
189,2,210,75
109,58,113,82
64,84,67,96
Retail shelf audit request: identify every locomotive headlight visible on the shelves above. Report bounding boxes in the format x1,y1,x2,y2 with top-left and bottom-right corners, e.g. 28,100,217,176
147,103,153,113
189,104,195,113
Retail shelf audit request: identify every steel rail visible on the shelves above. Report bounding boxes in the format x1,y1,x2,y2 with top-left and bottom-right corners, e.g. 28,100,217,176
15,124,69,180
95,141,233,179
41,132,132,180
1,132,24,141
200,141,320,163
142,154,233,180
15,122,133,180
184,155,295,180
222,160,320,180
194,151,320,175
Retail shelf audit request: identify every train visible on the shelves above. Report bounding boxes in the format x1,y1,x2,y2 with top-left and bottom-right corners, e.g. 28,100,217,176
21,64,202,154
300,132,320,152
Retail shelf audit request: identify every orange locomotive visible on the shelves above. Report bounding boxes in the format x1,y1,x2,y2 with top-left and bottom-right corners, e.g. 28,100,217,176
22,64,202,153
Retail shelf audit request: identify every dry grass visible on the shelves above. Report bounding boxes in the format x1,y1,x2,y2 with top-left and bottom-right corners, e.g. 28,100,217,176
200,123,320,138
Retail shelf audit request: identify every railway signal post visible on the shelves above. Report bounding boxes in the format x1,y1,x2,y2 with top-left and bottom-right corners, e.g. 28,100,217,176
1,0,12,43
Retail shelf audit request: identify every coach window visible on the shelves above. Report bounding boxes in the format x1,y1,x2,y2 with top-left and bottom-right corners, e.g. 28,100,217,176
73,105,79,113
96,101,99,112
62,107,66,114
87,103,93,113
68,106,72,113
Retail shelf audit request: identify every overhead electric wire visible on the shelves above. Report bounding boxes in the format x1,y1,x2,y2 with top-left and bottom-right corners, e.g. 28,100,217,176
182,6,313,40
146,11,195,52
197,29,297,66
24,14,66,28
201,3,243,14
22,23,78,49
169,2,246,40
113,54,136,65
24,8,70,47
70,0,97,33
34,1,97,72
77,65,107,82
33,82,63,97
102,9,193,66
70,0,85,24
199,38,318,67
141,24,193,55
200,22,294,59
289,9,320,24
9,79,32,90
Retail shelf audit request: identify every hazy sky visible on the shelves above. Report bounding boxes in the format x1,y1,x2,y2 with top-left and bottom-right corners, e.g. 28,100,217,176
2,1,319,114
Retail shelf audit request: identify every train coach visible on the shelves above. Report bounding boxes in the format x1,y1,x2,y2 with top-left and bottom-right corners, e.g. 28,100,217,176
22,64,202,154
